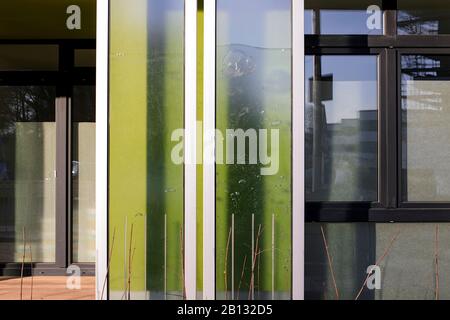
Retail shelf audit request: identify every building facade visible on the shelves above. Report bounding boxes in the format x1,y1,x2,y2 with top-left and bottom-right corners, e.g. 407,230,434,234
1,0,450,300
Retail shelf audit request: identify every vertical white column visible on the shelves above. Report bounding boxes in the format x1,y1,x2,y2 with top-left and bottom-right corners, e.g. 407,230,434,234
292,0,305,300
95,0,109,300
203,0,216,300
185,0,198,301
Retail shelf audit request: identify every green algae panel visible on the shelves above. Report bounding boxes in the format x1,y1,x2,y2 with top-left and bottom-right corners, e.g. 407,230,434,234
216,0,292,300
109,0,184,300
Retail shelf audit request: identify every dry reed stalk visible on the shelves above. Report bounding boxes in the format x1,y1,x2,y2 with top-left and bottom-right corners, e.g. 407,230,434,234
354,228,401,300
101,227,117,300
180,226,186,300
224,227,232,299
248,224,262,300
435,225,440,300
320,225,339,300
127,223,134,300
20,227,26,300
29,243,33,300
237,255,247,300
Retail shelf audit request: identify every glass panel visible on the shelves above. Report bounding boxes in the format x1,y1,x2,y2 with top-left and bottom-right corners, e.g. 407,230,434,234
216,0,292,300
401,55,450,202
305,56,378,202
0,86,56,263
0,45,58,71
305,223,450,300
109,0,184,300
72,85,95,263
74,49,96,68
398,0,450,35
305,0,383,35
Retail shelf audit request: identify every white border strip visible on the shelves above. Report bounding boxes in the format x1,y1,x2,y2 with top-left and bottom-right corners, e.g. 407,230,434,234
203,0,216,300
292,0,305,300
95,0,109,300
184,0,197,300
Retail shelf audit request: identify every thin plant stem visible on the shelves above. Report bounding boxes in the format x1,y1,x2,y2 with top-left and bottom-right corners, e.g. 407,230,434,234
101,227,116,300
224,226,232,300
248,224,262,300
237,255,247,300
126,223,134,300
29,243,33,301
355,228,401,300
180,226,186,300
320,225,339,300
435,225,440,300
20,227,26,301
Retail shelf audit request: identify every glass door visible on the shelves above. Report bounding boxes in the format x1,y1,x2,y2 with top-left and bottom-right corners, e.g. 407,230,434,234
0,44,96,275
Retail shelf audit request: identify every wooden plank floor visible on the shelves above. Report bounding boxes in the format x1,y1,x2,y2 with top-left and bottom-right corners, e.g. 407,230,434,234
0,276,95,300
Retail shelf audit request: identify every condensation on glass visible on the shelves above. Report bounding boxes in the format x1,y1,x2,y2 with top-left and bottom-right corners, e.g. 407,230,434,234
216,0,292,300
305,0,383,35
305,222,450,300
109,0,184,300
0,86,56,263
72,85,96,263
305,56,378,202
401,55,450,202
398,0,450,35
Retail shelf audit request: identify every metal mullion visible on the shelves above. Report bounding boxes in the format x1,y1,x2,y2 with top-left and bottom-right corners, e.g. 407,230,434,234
385,49,398,208
55,94,70,268
95,0,109,299
203,0,216,301
292,0,305,301
184,0,197,301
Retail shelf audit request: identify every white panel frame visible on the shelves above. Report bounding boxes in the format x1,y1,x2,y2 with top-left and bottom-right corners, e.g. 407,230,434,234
95,0,109,300
292,0,305,300
184,0,198,301
203,0,216,300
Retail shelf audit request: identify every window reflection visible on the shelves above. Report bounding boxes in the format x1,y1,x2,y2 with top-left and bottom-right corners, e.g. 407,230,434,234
0,86,56,263
398,1,450,35
305,0,383,35
401,55,450,202
305,56,378,202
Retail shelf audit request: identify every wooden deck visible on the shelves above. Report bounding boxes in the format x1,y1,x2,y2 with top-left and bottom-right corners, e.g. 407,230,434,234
0,276,95,300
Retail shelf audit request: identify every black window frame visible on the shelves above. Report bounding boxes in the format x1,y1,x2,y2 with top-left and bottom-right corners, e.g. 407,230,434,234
305,1,450,223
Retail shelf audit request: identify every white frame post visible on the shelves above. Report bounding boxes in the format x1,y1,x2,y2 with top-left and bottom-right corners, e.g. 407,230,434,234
184,0,198,301
203,0,216,300
292,0,305,300
95,0,109,300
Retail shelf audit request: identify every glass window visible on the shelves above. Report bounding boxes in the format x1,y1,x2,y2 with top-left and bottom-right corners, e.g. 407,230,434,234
0,45,58,71
305,223,450,300
305,0,383,35
305,55,378,202
398,1,450,35
401,55,450,202
72,85,95,263
0,86,56,263
216,0,292,300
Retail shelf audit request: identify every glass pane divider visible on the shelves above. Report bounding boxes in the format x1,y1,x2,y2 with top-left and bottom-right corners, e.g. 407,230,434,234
203,0,217,300
292,0,305,300
95,0,109,300
184,0,198,301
